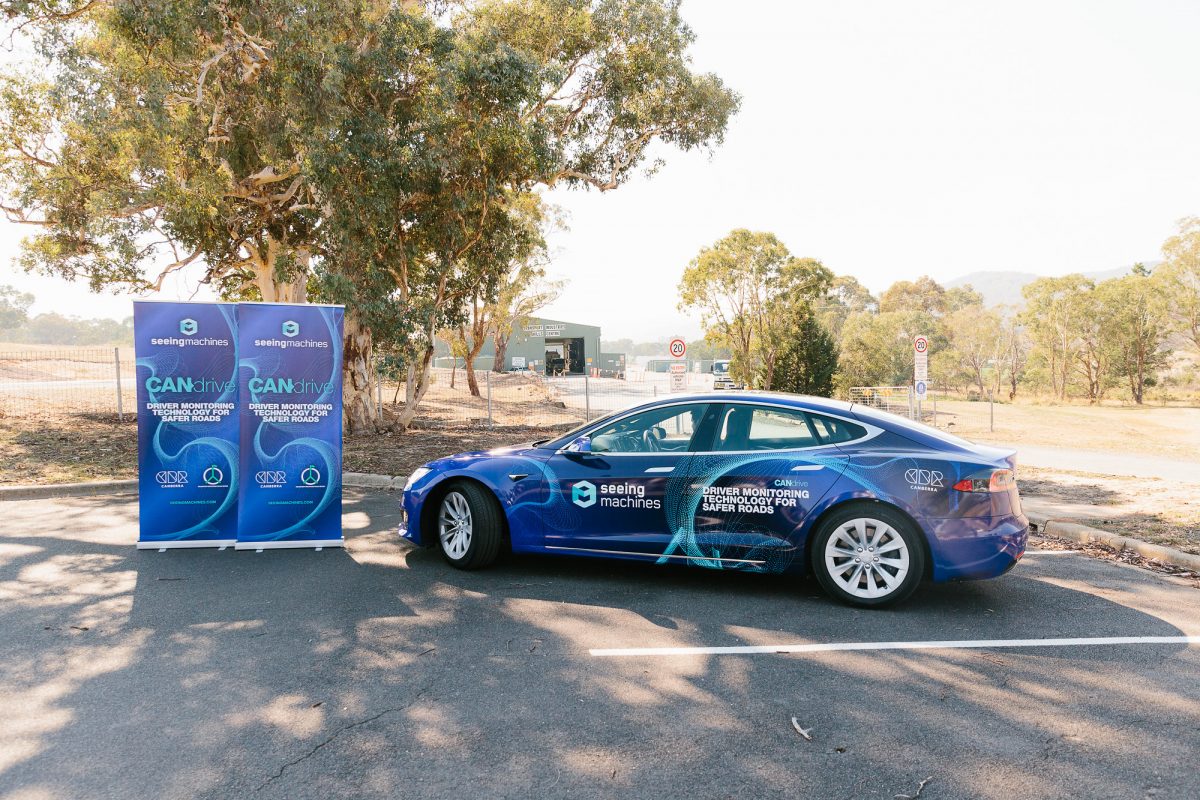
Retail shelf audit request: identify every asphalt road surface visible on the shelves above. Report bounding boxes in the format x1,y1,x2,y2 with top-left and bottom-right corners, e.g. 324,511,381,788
2,490,1198,800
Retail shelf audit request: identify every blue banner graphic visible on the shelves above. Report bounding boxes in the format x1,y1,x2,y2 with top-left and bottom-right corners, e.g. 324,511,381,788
235,303,344,548
133,301,240,548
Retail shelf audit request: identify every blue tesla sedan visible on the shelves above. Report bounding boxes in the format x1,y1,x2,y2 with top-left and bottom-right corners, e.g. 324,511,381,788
399,392,1028,607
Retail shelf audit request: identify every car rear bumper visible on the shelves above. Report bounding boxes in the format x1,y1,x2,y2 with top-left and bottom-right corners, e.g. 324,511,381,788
922,513,1029,582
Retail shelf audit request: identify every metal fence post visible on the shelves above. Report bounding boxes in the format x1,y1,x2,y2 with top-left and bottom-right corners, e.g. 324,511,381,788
486,370,493,428
113,347,124,422
989,389,994,432
375,369,383,420
932,389,938,428
584,374,591,422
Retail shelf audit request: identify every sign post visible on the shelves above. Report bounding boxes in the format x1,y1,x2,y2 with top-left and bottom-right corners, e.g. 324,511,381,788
235,303,345,551
913,335,929,421
133,301,239,549
668,337,687,393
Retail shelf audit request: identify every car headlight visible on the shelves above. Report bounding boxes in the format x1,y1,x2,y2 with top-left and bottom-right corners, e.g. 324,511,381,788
404,467,431,491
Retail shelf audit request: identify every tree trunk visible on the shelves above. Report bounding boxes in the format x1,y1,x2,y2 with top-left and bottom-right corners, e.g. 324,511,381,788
395,343,436,430
465,335,486,397
253,237,309,303
343,312,378,435
493,330,511,372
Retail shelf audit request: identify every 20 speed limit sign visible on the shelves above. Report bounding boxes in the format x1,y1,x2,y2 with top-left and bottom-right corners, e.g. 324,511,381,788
913,335,929,354
669,338,687,358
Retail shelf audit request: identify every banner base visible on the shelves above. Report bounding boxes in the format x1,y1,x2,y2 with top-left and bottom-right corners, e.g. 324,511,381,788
137,539,236,550
234,539,344,552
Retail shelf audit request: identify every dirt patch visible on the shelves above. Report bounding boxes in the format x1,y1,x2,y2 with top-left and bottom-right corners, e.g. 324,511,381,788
0,414,138,485
1029,533,1200,587
931,398,1200,460
0,415,569,486
1020,465,1200,555
344,421,573,477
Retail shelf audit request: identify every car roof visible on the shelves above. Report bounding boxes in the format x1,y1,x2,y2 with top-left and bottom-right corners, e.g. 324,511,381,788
630,391,855,414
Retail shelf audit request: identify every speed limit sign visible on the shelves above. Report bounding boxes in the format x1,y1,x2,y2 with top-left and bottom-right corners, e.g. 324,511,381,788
669,337,687,359
913,335,929,354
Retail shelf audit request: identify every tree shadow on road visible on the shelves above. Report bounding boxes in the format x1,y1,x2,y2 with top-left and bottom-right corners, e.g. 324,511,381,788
2,491,1198,800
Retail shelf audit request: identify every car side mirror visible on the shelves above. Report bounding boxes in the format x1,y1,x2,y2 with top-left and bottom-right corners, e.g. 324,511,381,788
557,435,592,455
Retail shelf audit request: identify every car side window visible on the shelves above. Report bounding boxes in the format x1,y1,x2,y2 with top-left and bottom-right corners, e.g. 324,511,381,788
807,413,868,444
588,403,709,453
713,405,819,451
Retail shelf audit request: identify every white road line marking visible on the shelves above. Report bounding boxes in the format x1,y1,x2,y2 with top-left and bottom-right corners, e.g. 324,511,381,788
1025,549,1080,555
589,635,1200,658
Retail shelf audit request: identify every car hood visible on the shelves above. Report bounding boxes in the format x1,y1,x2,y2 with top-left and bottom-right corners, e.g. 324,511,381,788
425,442,547,470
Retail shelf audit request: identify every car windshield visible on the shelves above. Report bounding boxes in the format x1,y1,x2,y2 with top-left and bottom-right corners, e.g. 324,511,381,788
712,362,729,374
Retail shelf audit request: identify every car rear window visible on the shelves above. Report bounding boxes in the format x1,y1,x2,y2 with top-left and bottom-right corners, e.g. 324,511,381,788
807,413,868,444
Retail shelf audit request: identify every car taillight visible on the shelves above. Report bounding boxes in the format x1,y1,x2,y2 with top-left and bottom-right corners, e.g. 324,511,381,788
953,469,1015,493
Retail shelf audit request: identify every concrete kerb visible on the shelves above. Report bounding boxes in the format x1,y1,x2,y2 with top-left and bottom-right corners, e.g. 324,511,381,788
1028,512,1200,573
0,473,409,501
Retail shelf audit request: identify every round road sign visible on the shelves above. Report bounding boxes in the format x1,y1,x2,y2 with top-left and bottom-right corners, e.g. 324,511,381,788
669,338,687,358
913,336,929,354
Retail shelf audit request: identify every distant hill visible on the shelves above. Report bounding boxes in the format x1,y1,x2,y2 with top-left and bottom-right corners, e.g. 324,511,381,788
946,262,1160,309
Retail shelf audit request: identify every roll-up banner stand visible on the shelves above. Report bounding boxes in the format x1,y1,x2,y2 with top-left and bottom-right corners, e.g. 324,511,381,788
235,303,345,550
133,301,240,549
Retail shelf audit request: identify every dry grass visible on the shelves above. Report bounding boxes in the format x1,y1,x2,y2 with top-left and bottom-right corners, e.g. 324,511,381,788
931,398,1200,459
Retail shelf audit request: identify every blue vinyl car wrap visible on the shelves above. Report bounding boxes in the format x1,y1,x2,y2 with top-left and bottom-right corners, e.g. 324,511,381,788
399,393,1028,607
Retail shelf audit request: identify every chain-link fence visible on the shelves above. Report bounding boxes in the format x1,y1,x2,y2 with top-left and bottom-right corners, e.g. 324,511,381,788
850,383,999,437
0,347,135,419
382,367,716,430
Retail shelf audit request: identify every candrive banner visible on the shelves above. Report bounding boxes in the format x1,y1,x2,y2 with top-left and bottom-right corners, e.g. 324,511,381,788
236,303,345,549
133,301,240,548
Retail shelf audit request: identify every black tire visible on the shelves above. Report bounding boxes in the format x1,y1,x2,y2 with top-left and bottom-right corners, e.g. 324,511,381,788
809,504,926,608
435,481,503,570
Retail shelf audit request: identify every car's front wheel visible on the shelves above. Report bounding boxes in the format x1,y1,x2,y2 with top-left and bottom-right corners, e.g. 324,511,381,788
436,482,503,570
810,505,926,608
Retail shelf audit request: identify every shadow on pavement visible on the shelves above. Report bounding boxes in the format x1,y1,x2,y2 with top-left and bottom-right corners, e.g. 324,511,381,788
1,490,1197,799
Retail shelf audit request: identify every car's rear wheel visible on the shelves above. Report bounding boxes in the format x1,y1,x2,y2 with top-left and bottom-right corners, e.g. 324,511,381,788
436,482,502,570
811,505,925,608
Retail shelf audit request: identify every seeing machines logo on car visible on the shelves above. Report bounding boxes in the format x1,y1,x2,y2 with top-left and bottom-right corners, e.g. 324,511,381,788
179,318,198,336
569,480,661,510
905,468,944,492
571,480,596,508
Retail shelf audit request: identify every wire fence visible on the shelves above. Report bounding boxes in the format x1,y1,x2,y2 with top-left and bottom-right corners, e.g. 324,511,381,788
0,347,135,419
382,367,716,430
0,348,1004,439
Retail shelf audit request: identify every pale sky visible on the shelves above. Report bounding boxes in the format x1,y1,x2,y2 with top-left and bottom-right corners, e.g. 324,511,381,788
3,0,1199,341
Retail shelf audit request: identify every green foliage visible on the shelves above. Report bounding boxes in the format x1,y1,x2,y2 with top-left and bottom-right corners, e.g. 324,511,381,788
1161,217,1200,351
0,284,34,330
679,229,831,388
768,302,837,396
2,312,133,345
834,309,942,393
3,0,739,431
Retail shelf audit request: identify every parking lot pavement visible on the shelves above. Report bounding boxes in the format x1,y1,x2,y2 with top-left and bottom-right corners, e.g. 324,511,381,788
2,491,1198,800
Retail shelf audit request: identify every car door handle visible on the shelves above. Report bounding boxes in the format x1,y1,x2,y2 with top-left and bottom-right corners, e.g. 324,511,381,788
644,466,674,474
508,473,530,482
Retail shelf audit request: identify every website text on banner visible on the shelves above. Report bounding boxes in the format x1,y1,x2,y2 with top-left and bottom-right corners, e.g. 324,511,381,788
133,301,239,549
235,303,345,550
